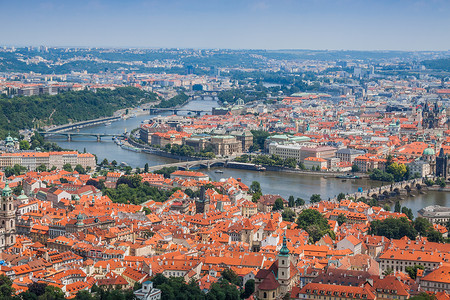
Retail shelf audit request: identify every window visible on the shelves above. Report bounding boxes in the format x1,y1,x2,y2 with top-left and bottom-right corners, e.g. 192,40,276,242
264,292,267,298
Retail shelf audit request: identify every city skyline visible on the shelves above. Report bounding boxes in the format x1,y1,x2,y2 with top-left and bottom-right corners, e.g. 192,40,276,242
1,0,450,51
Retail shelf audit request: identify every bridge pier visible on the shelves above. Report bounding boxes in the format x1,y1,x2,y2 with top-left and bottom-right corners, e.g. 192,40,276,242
67,134,71,142
97,135,101,142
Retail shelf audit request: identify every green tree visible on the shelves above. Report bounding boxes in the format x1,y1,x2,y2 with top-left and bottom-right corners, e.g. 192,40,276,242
424,179,435,186
337,213,347,226
288,195,295,207
250,181,262,194
28,283,48,297
427,229,444,243
295,198,305,206
36,164,47,172
0,274,14,299
75,290,94,300
337,193,346,202
351,164,360,172
242,279,255,299
401,207,414,220
383,204,391,211
221,268,240,286
111,160,118,167
13,184,22,196
297,209,331,243
394,201,401,213
63,163,73,172
436,177,446,188
100,158,109,166
272,198,284,211
369,217,417,240
74,164,86,174
414,217,432,236
282,208,296,222
406,264,425,279
19,140,30,150
310,194,321,203
144,163,149,173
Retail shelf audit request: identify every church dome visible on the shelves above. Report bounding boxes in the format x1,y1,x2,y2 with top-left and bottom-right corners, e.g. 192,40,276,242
2,182,12,197
423,147,435,156
17,190,28,201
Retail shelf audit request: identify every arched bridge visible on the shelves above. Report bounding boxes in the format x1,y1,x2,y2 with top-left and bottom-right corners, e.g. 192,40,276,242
147,108,211,115
329,178,425,202
38,132,125,142
146,158,229,173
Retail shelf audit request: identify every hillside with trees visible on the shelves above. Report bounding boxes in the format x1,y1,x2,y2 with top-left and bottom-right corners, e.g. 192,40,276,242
0,87,158,138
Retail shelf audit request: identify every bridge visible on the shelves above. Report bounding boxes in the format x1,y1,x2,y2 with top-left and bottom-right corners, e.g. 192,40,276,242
147,108,211,115
45,116,122,133
38,131,124,142
143,158,229,173
329,178,425,202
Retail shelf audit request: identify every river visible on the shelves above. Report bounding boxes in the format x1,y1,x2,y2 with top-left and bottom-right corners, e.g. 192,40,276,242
45,99,450,214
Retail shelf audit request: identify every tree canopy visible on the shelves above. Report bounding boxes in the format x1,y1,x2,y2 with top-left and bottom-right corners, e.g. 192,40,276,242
297,209,332,243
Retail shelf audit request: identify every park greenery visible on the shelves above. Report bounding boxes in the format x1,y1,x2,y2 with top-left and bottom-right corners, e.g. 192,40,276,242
153,166,178,178
90,175,177,205
151,271,253,300
0,87,158,139
368,156,420,182
296,209,333,243
369,216,443,242
164,144,215,159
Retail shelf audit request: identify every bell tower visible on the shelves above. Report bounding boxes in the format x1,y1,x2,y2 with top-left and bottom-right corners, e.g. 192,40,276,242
278,235,291,295
0,182,16,249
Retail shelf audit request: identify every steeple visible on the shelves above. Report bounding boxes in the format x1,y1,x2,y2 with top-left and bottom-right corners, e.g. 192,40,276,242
279,235,290,256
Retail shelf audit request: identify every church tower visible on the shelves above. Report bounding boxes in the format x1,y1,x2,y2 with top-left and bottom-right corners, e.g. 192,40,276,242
278,235,291,295
0,182,16,250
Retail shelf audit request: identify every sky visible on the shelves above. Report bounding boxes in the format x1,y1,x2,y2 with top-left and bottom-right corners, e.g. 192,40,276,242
1,0,449,51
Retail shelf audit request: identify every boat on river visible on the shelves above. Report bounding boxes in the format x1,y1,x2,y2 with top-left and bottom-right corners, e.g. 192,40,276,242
121,144,141,153
336,174,360,179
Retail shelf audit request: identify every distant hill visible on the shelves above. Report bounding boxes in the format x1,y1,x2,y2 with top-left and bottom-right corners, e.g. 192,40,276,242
422,58,450,72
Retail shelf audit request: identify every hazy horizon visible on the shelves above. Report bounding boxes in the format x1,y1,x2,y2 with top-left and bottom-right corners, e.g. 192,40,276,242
1,0,450,51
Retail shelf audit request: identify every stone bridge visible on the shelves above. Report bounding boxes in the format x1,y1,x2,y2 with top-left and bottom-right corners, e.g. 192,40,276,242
330,178,425,202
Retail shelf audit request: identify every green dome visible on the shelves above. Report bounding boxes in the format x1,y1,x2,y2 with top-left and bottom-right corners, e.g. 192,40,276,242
5,135,13,143
77,213,83,220
2,182,12,197
17,190,28,200
423,147,435,156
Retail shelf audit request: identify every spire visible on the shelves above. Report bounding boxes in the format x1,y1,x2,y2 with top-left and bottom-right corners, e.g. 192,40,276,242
279,235,290,256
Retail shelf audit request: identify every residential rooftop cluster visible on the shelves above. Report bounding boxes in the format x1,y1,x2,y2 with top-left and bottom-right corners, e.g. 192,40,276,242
0,165,448,299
